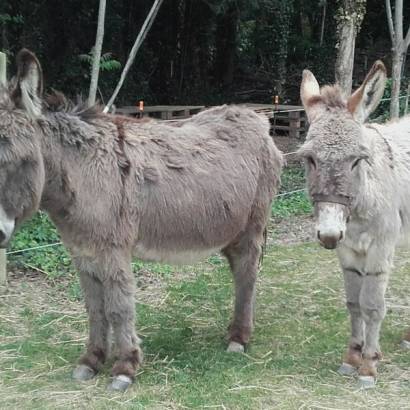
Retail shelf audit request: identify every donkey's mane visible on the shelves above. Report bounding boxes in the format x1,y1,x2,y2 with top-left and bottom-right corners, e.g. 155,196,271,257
43,90,103,122
310,85,347,110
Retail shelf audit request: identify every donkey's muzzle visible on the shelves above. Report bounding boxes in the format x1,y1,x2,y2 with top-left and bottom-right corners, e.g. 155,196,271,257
314,201,347,250
317,230,343,249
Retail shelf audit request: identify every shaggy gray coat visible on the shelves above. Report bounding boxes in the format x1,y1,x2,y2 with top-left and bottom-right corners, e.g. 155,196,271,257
0,49,283,390
299,60,410,387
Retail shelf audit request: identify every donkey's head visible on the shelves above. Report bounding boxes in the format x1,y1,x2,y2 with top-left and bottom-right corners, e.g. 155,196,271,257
0,49,45,247
298,61,387,249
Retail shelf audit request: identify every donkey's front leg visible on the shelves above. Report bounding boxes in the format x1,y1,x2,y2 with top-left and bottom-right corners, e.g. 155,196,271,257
73,270,109,381
103,263,142,391
358,272,389,388
338,268,364,376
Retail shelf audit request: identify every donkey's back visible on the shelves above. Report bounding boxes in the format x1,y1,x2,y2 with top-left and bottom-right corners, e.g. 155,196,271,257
112,105,283,264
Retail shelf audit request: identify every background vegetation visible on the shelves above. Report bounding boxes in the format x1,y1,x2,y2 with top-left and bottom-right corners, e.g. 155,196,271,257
1,0,409,106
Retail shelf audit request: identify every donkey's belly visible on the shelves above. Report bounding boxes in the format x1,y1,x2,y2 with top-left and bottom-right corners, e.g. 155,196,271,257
133,243,223,265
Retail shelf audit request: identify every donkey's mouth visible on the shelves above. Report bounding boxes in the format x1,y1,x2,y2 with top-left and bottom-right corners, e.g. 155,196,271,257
318,230,343,250
320,241,339,250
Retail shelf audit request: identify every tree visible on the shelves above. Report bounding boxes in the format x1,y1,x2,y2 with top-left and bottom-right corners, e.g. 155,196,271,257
104,0,164,113
386,0,410,119
88,0,106,107
334,0,367,94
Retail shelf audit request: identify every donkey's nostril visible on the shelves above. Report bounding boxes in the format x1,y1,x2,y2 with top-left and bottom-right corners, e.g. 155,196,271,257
0,230,6,244
317,231,341,249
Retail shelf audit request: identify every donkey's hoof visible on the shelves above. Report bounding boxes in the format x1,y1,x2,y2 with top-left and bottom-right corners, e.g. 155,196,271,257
357,375,376,389
227,341,245,353
400,340,410,350
107,374,133,392
72,365,96,381
338,362,357,376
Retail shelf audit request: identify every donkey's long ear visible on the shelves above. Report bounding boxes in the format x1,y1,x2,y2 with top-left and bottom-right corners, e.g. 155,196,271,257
347,61,386,123
300,69,322,122
11,49,43,119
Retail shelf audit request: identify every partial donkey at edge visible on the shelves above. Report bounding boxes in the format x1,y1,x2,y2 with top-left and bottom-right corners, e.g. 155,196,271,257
299,60,410,388
0,49,283,391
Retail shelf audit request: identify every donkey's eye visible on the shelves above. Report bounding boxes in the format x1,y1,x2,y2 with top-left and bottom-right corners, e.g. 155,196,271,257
306,156,317,170
351,158,361,170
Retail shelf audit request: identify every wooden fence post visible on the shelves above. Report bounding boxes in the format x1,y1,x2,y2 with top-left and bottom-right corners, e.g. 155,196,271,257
0,51,7,291
289,110,302,139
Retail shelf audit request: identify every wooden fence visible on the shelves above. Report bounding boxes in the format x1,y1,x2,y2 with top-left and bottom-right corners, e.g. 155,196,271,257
116,103,308,138
115,105,204,120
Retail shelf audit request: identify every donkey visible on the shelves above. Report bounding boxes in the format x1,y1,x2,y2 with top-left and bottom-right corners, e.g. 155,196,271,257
0,49,282,390
298,60,410,388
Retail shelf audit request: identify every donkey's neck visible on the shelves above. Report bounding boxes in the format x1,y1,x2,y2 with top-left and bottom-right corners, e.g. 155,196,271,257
352,121,405,219
38,113,84,221
36,111,129,247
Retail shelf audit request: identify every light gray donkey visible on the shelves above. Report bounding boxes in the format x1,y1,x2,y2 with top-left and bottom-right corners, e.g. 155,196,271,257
0,49,283,390
299,60,410,388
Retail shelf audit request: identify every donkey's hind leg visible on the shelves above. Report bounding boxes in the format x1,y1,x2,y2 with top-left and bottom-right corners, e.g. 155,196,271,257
338,267,364,376
102,253,142,391
73,270,109,381
223,229,263,353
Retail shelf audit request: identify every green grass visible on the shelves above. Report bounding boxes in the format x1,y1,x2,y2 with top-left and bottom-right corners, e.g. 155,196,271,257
2,241,410,408
272,166,312,218
3,168,409,408
279,166,305,193
272,191,312,218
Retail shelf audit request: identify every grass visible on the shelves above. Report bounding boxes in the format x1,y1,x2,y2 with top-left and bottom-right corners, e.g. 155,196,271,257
2,172,410,408
272,166,312,218
2,232,410,408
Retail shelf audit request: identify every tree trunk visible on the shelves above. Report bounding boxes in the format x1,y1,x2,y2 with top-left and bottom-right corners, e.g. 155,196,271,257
335,20,356,94
335,0,366,95
88,0,106,107
390,48,404,119
214,3,239,88
385,0,410,119
0,52,6,291
104,0,164,113
319,0,327,46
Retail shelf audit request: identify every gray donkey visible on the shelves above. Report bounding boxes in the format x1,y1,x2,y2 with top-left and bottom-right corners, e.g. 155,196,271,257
299,60,410,388
0,50,283,390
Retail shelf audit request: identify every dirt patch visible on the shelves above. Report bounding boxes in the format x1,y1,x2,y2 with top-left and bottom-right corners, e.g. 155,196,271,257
135,268,167,307
270,214,315,245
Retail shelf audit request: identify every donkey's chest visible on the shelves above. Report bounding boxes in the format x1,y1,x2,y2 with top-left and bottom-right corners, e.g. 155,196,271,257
344,220,373,254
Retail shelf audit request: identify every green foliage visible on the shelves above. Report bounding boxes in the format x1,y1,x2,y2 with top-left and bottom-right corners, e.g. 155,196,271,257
279,166,305,192
335,0,367,32
8,213,73,279
78,50,122,73
370,76,410,122
270,166,312,217
0,13,24,25
272,191,312,218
